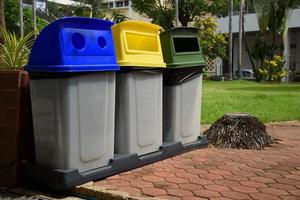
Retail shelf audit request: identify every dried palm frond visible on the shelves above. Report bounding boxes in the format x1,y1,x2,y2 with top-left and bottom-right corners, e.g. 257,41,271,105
204,113,273,150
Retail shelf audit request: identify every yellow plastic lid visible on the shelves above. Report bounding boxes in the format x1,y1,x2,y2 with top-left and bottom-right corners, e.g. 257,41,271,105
112,21,166,68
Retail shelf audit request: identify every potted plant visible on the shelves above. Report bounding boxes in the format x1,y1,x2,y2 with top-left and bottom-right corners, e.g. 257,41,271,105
0,30,35,187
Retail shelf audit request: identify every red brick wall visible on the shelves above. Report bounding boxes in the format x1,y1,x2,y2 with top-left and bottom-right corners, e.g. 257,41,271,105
0,70,35,187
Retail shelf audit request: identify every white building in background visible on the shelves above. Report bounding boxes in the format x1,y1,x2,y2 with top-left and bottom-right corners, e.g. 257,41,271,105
216,8,300,81
102,0,150,22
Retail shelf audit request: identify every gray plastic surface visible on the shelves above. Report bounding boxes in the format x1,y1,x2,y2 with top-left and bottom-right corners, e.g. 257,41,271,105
29,72,115,172
163,74,202,144
23,136,208,191
115,71,163,156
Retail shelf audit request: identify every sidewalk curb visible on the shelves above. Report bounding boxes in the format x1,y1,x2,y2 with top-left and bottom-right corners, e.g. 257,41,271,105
74,182,163,200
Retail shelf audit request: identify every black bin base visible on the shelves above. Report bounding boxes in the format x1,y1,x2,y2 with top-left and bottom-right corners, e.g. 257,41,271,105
23,136,208,191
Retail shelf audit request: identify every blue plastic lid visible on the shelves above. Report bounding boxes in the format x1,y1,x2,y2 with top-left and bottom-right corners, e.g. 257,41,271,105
26,17,120,73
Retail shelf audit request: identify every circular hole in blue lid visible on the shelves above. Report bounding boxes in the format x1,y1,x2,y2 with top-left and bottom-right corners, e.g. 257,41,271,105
72,33,85,50
98,37,107,48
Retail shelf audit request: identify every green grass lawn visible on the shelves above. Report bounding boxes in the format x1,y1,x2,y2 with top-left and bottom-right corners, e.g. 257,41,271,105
201,80,300,124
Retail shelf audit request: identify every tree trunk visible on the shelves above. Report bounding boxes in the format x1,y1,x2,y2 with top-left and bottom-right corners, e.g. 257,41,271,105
242,1,260,81
0,0,5,36
175,0,179,27
32,0,37,36
238,0,244,79
19,0,24,37
228,0,233,80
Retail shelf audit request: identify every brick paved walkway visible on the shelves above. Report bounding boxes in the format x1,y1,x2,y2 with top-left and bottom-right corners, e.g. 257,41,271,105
90,121,300,200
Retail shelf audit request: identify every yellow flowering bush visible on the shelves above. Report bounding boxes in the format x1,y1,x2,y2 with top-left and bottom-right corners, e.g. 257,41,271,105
194,17,228,61
258,55,287,82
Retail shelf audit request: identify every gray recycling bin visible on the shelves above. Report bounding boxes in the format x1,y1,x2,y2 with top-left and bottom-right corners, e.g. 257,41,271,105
25,17,119,172
160,27,206,144
112,21,166,156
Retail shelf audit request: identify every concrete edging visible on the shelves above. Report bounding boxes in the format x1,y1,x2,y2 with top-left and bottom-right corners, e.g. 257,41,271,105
74,182,163,200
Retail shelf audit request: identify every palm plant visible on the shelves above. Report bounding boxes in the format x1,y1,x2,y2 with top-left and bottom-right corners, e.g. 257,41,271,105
253,0,298,54
253,0,272,36
0,29,34,70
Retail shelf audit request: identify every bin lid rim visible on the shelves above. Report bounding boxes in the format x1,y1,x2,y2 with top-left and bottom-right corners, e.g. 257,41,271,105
58,16,115,26
113,20,162,31
25,64,120,72
166,61,206,68
162,27,199,33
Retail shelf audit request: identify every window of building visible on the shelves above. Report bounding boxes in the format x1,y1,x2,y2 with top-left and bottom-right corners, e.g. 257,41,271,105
124,0,129,6
108,2,113,8
116,1,123,7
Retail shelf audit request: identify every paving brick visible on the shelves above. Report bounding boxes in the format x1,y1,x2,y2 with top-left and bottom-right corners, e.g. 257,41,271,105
143,175,165,183
93,182,118,190
178,183,203,190
164,168,186,174
166,177,189,184
238,166,264,173
275,178,300,186
175,172,196,179
271,165,297,171
230,186,259,193
256,172,282,179
141,188,167,196
250,193,281,200
198,173,223,180
181,197,208,200
288,189,300,196
157,196,181,200
88,122,300,200
258,187,289,196
204,184,231,192
118,186,142,195
189,178,214,185
267,183,297,191
130,180,154,188
284,174,300,181
249,176,276,184
240,181,268,188
193,189,221,198
214,180,241,187
264,169,290,175
223,174,249,182
279,195,300,200
230,170,256,177
167,189,193,197
208,170,232,175
221,191,251,199
153,182,179,189
106,180,130,187
106,175,120,180
185,169,208,175
289,171,300,175
120,174,142,181
154,172,176,178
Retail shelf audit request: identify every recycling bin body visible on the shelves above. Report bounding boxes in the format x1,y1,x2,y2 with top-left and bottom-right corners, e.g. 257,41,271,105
160,27,206,144
112,21,166,156
26,17,119,172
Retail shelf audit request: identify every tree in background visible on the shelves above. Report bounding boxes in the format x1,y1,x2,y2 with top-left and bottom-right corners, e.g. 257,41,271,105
0,0,5,31
252,0,299,81
76,0,105,18
110,9,130,24
131,0,227,29
228,0,233,80
194,17,228,61
131,0,174,30
178,0,208,26
209,0,240,17
4,0,48,36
